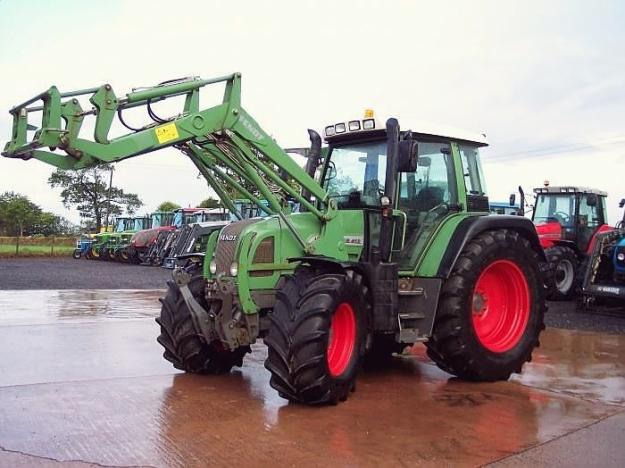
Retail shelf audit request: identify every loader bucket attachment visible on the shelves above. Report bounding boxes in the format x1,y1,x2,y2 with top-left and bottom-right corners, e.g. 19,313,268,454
2,74,239,170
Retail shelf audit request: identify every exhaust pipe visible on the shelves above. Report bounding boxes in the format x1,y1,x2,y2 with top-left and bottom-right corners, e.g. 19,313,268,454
302,129,322,201
379,118,399,261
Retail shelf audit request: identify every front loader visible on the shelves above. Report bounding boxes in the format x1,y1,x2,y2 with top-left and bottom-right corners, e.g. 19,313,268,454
3,73,547,405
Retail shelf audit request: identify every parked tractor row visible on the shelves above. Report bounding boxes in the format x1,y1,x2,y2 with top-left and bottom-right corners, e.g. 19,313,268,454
73,206,248,268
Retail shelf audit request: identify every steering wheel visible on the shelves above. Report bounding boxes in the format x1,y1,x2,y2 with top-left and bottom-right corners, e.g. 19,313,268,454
552,211,570,224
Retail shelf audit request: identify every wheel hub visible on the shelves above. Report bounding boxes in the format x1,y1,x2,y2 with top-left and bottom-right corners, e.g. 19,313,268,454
472,292,487,315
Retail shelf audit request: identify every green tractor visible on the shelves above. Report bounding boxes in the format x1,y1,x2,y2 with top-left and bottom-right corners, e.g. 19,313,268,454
111,215,152,262
2,74,547,405
90,216,133,260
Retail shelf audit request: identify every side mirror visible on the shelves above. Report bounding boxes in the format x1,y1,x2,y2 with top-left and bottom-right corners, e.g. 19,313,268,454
586,193,598,207
398,140,418,172
619,198,625,208
509,193,516,206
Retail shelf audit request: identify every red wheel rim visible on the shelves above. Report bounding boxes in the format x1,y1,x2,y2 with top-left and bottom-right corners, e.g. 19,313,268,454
472,259,530,353
327,302,356,377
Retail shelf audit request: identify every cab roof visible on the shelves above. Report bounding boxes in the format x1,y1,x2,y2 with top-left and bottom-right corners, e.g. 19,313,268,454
324,117,488,147
533,186,608,197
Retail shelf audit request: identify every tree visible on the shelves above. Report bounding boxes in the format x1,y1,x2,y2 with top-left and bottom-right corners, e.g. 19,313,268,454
48,164,143,232
0,192,42,236
156,201,181,212
199,197,221,209
33,212,78,236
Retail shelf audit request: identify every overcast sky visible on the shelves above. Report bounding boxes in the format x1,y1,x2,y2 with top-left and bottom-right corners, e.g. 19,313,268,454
1,0,625,223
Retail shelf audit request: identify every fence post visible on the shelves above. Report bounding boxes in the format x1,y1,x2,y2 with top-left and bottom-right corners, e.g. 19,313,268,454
51,237,55,255
15,236,19,256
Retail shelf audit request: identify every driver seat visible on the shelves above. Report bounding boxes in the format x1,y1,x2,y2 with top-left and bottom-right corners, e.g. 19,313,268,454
415,187,444,212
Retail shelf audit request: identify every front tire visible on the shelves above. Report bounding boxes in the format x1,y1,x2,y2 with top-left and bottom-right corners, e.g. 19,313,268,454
89,246,100,260
426,229,545,381
156,271,248,374
264,268,368,405
546,246,578,300
72,249,82,259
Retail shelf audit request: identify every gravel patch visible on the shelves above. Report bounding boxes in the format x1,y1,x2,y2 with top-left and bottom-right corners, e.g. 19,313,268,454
545,300,625,334
0,257,170,290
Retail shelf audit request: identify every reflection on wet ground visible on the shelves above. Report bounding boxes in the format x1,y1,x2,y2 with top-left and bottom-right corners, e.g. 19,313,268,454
0,290,624,466
0,289,162,325
512,328,625,406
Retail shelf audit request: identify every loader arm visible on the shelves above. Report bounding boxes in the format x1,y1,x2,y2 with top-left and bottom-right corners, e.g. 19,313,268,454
3,74,332,235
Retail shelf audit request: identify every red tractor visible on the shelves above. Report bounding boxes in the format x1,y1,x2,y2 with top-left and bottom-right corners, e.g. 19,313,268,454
527,184,612,300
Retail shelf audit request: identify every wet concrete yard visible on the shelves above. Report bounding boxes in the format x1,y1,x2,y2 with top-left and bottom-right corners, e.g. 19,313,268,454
0,290,624,467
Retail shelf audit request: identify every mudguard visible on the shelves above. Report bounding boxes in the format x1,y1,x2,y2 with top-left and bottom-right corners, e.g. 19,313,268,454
437,215,547,279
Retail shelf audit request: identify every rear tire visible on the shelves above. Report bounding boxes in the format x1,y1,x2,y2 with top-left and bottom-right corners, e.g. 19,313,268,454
156,271,248,374
546,245,578,300
426,229,545,381
264,268,368,405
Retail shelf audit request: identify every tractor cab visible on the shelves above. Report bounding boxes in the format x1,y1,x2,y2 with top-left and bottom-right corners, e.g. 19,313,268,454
132,216,152,231
172,208,205,228
150,211,175,228
532,185,609,254
322,114,489,270
115,217,134,232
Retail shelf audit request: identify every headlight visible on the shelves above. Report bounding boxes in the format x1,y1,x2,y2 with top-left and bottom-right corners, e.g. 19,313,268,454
363,118,375,130
335,122,346,134
209,259,217,274
618,253,625,262
325,125,335,137
229,262,239,276
348,120,361,131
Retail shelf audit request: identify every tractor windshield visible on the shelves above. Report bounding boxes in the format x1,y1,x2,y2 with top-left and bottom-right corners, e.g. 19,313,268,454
324,140,387,208
533,194,575,229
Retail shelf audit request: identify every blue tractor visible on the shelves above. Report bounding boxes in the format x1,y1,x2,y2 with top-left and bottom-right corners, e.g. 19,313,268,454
581,199,625,307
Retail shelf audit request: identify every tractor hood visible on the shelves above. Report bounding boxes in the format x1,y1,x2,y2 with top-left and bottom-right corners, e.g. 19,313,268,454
534,220,562,249
131,225,176,248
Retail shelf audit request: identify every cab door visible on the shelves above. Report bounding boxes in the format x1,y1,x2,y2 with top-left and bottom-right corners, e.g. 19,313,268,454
577,193,606,252
392,140,457,270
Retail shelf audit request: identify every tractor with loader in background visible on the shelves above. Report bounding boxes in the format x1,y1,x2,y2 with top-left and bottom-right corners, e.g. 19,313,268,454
580,198,625,308
3,73,547,405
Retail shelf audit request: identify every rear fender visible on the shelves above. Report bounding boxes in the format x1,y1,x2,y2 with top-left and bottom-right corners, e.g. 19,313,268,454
437,215,546,279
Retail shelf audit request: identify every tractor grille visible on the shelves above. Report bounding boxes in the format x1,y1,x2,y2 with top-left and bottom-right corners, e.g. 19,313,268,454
250,236,275,277
214,218,264,275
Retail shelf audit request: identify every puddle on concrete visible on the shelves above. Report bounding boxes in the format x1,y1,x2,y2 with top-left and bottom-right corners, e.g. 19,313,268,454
511,328,625,406
0,289,162,325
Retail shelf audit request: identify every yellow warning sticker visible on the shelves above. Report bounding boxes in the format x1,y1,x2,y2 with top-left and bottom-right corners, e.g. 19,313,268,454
155,123,179,144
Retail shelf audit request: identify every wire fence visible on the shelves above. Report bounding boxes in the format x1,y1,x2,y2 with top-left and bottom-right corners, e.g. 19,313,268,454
0,236,76,256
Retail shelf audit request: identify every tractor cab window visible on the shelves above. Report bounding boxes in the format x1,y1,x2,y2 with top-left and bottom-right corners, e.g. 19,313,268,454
533,195,575,227
578,194,603,228
533,194,576,240
324,140,387,208
578,194,604,249
394,141,455,268
459,145,486,195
